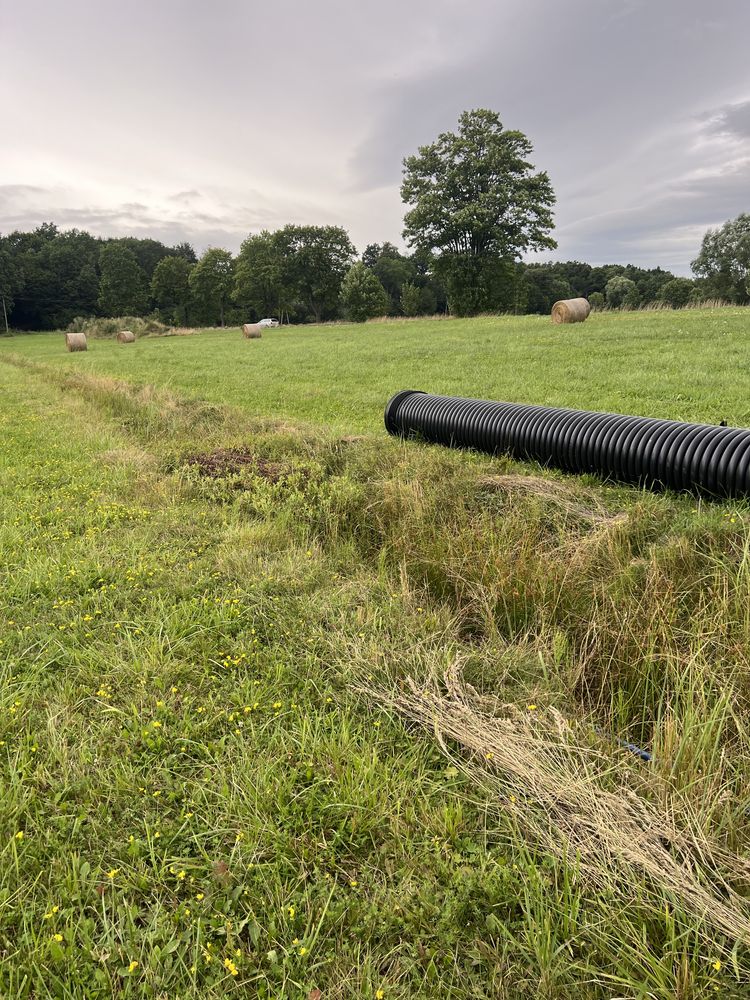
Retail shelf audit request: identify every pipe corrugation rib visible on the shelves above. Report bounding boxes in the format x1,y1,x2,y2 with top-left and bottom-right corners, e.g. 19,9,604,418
384,390,750,497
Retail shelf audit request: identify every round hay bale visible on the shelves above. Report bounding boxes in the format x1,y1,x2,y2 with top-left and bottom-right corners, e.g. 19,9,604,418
65,332,88,352
551,298,591,324
242,323,262,339
117,330,135,343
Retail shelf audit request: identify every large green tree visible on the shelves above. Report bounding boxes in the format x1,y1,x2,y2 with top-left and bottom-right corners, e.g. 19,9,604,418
401,109,556,315
98,243,148,317
189,248,234,326
234,225,355,323
339,263,389,322
151,255,193,325
283,225,355,322
692,213,750,303
233,230,296,322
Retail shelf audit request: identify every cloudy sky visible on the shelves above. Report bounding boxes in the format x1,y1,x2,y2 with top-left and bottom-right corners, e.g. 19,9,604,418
1,0,749,273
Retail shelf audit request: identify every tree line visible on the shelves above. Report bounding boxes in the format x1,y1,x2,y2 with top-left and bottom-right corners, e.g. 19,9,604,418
1,110,748,331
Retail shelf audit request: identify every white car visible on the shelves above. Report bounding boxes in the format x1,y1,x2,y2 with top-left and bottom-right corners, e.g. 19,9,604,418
258,318,279,328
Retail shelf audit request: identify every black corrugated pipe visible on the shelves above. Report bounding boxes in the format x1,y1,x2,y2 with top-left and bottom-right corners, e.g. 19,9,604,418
384,390,750,497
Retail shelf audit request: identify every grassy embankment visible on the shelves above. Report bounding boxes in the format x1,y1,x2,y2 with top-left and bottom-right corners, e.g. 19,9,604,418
1,309,750,998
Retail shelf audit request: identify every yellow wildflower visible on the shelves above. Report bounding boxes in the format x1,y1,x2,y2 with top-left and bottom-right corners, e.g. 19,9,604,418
106,868,120,879
53,934,63,942
128,960,139,973
223,957,239,976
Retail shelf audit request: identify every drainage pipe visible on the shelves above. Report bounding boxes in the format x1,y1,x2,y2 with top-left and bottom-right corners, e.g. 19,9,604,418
384,390,750,497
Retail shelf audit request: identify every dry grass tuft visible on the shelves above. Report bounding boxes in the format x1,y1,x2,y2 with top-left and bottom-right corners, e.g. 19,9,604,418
99,447,158,472
361,661,750,945
477,473,625,527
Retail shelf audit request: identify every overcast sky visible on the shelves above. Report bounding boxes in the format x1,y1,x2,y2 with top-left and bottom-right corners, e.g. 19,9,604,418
1,0,749,274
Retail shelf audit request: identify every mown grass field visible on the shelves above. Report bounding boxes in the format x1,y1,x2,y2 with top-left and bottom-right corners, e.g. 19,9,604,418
5,308,750,430
2,309,750,999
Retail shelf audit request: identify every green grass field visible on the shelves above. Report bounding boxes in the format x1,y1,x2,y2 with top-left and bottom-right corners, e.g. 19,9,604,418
2,310,750,998
5,308,750,430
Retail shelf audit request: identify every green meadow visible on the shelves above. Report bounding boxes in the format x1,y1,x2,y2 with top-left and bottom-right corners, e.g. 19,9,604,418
5,308,750,430
2,309,750,998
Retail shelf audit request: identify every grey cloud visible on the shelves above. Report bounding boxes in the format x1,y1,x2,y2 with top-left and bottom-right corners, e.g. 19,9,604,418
167,190,202,203
544,160,750,272
0,184,48,213
564,160,750,242
0,186,336,253
702,100,750,139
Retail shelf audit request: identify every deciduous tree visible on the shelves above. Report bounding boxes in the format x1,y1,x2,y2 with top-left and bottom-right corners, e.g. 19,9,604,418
692,214,750,303
98,243,148,316
399,282,421,317
283,225,355,322
401,109,556,315
151,255,193,324
339,263,389,322
189,248,233,326
605,275,637,309
658,277,694,309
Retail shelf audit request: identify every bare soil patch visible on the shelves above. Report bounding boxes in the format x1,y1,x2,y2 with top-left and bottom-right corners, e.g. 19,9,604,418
184,447,290,483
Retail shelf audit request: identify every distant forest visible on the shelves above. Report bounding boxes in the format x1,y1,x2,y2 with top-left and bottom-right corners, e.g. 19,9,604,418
0,220,745,332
